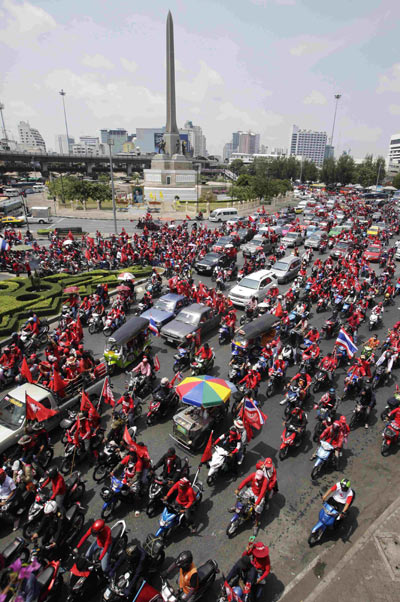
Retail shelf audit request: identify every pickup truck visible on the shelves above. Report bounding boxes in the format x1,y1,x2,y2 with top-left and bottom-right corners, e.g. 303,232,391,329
0,366,106,454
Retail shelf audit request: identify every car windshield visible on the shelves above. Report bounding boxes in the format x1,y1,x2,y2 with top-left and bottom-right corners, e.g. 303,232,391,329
0,395,25,430
176,310,200,325
203,253,219,261
367,246,380,253
238,277,259,290
309,234,321,241
336,242,349,249
273,261,290,271
154,299,176,312
285,233,297,238
216,237,232,244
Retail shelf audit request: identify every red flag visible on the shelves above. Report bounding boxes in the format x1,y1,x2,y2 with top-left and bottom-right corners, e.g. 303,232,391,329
241,412,254,442
100,377,115,407
123,425,136,450
80,390,100,420
21,357,33,383
50,367,66,395
76,315,83,340
67,231,74,240
87,236,94,246
170,371,183,387
186,215,191,220
240,398,267,431
26,393,57,422
200,431,213,464
248,215,254,223
84,249,91,261
17,230,22,241
223,581,242,602
154,355,160,372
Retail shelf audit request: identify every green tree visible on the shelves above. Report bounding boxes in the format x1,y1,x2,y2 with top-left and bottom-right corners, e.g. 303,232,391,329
375,156,386,186
354,155,376,187
320,157,337,185
336,154,355,185
301,160,318,183
392,173,400,190
229,159,245,176
236,173,252,187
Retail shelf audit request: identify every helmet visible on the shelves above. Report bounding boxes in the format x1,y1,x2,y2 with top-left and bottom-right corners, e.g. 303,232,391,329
178,477,190,490
233,587,243,597
12,460,20,471
340,478,351,492
329,388,336,395
252,542,269,558
44,500,58,515
18,435,32,446
234,419,244,430
176,550,193,571
339,415,347,424
333,420,341,431
92,519,105,533
48,467,58,480
126,545,137,558
161,377,169,386
167,447,176,456
255,470,264,481
264,457,273,468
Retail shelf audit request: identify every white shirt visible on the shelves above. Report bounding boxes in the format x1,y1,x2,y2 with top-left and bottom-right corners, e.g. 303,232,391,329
0,475,16,500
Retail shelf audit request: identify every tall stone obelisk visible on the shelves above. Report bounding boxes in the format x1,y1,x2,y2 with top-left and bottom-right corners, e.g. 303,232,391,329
164,11,180,157
143,11,197,205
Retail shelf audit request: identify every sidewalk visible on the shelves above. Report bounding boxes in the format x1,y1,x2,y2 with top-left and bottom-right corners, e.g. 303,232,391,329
280,492,400,602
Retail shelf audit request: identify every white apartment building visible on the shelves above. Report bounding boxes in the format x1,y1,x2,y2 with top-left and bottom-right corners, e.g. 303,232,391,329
387,133,400,177
289,125,327,166
183,121,207,157
18,121,46,152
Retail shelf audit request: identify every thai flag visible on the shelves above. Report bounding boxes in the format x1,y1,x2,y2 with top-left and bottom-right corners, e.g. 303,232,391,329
335,328,358,358
0,239,10,252
148,317,160,336
241,397,267,431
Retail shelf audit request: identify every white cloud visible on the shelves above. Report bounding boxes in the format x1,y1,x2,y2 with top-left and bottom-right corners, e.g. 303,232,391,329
303,90,327,105
120,58,138,73
260,109,284,126
8,99,37,119
0,0,56,47
290,38,339,57
389,104,400,115
177,60,223,103
377,63,400,93
215,102,258,127
82,54,114,70
339,117,382,143
251,0,296,5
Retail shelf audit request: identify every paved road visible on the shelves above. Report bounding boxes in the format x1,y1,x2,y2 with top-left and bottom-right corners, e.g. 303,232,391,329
2,227,400,601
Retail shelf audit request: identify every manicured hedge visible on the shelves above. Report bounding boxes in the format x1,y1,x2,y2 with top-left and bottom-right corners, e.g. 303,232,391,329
0,265,152,338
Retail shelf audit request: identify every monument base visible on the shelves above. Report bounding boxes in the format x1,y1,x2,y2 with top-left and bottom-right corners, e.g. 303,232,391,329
144,185,197,203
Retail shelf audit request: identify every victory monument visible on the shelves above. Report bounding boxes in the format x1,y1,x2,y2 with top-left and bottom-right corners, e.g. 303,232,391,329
143,11,197,205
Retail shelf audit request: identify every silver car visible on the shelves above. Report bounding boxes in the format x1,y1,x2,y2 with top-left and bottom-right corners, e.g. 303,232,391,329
270,255,302,283
281,231,303,247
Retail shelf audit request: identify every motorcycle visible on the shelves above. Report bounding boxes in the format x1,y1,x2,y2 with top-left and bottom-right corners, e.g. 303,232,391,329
381,422,400,456
127,373,156,398
311,441,340,480
60,410,79,444
381,395,400,421
103,315,124,338
321,318,338,339
190,352,215,376
281,344,294,365
1,536,30,566
312,370,331,393
66,521,127,602
93,441,122,483
372,365,388,390
100,472,147,520
369,312,381,331
207,444,245,487
145,281,162,298
146,391,179,425
266,370,284,398
279,423,306,460
88,312,103,335
218,324,231,345
60,429,105,474
343,371,363,399
349,401,368,430
173,347,191,373
226,494,256,538
316,297,329,313
160,560,219,602
280,384,302,417
155,473,203,541
313,406,334,442
308,501,340,547
146,459,189,518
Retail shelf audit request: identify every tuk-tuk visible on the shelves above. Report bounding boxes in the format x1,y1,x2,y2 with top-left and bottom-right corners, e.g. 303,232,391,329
171,401,228,452
231,313,279,360
104,316,151,375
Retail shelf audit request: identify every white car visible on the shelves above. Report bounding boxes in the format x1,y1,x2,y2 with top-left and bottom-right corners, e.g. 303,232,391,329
229,269,278,307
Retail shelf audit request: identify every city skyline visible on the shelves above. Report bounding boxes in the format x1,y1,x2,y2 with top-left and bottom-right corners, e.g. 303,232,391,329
1,0,400,158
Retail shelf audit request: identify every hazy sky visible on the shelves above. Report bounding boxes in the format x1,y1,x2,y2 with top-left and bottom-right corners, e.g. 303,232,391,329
1,0,400,157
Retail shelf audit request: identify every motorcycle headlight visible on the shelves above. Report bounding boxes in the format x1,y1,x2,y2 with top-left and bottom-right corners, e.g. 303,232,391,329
103,590,111,601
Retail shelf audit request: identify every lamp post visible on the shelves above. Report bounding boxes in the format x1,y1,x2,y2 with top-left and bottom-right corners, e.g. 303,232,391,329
59,90,71,154
0,102,8,143
330,94,342,147
108,139,118,234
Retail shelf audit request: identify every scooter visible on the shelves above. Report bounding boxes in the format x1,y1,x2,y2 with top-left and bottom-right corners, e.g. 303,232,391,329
279,424,306,460
146,459,189,518
173,347,191,373
146,391,179,425
280,384,302,417
311,441,339,480
190,352,215,376
312,370,331,393
1,536,30,566
381,395,400,421
88,312,103,335
207,445,245,487
160,560,219,602
226,494,256,538
381,422,400,456
308,501,340,547
93,441,122,483
266,369,284,398
218,324,231,345
369,312,381,331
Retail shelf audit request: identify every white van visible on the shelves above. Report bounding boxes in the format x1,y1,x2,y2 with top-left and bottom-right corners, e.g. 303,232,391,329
4,188,20,197
209,207,238,222
229,269,278,307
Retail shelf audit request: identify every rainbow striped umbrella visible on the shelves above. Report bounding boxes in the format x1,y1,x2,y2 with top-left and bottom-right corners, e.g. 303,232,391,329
176,375,232,408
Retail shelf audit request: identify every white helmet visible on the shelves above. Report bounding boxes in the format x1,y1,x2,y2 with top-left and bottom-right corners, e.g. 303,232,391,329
44,500,58,515
161,377,169,386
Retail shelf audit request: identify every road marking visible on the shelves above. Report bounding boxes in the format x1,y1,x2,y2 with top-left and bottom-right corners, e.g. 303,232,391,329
55,218,64,224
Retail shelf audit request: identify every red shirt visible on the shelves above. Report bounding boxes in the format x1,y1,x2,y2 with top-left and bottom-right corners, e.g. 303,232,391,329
41,473,66,500
238,473,268,506
166,482,196,508
78,525,111,560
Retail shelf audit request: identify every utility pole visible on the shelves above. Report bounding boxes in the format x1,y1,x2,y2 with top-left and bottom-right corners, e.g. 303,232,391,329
59,90,71,154
0,102,8,142
108,139,118,234
330,94,342,147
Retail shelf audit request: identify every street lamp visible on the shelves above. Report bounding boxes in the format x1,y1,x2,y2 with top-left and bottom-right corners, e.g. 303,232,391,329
0,102,8,142
108,139,118,234
329,94,342,147
59,90,71,154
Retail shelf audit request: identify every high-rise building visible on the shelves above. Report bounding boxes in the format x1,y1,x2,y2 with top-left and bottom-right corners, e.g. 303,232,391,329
183,121,207,157
18,121,46,152
289,125,327,166
100,128,128,154
238,131,260,155
387,133,400,177
55,134,75,154
223,142,234,162
71,136,106,156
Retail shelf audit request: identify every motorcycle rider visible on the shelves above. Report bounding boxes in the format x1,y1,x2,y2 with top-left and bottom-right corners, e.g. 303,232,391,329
223,309,237,339
245,296,258,320
40,467,67,513
318,352,338,382
153,447,183,483
153,377,174,413
284,406,307,441
358,383,376,429
131,356,153,378
242,541,271,600
316,388,337,412
311,420,344,467
162,550,199,601
32,500,66,548
163,477,198,534
321,478,355,522
195,342,213,369
288,369,311,401
213,421,246,475
235,469,268,536
75,518,112,574
239,366,261,396
0,468,18,508
256,457,278,499
116,391,137,427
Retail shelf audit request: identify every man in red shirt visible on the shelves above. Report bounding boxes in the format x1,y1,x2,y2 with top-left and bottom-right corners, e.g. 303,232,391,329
164,477,197,533
75,518,112,573
318,352,338,382
235,469,268,535
40,467,67,512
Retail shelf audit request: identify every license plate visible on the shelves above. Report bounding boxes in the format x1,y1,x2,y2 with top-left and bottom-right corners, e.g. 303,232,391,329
167,338,174,344
176,425,187,435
